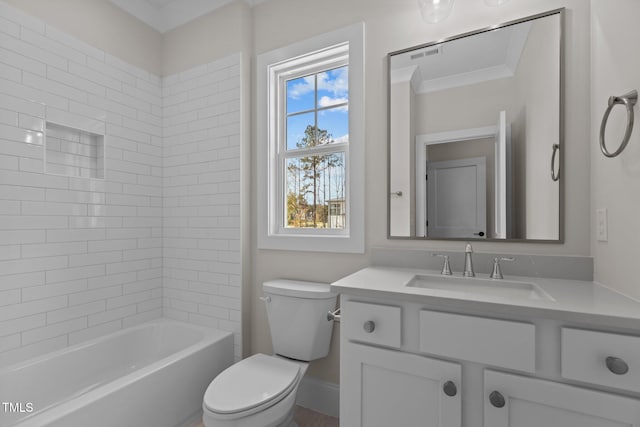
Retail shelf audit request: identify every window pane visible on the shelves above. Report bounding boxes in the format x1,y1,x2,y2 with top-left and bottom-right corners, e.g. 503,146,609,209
317,66,348,109
286,112,315,150
287,75,315,114
285,152,346,229
318,107,349,144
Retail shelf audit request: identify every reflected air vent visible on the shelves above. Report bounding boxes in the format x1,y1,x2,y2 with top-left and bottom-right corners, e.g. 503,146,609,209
411,45,442,61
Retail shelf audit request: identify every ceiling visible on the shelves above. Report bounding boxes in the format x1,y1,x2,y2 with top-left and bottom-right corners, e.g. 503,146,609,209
390,21,532,94
109,0,267,33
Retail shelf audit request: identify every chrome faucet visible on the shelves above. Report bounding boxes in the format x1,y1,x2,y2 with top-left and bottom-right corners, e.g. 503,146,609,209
432,253,452,275
490,257,515,279
463,243,475,277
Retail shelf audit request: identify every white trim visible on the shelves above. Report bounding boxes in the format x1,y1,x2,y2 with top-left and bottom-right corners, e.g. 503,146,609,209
494,110,512,239
390,65,416,84
109,0,165,31
390,65,423,94
417,65,514,94
296,376,340,418
109,0,273,33
177,410,203,427
417,126,497,146
274,53,349,238
505,20,532,73
257,23,365,253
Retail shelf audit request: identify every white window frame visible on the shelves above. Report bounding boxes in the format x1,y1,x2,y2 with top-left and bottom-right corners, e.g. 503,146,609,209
257,23,365,253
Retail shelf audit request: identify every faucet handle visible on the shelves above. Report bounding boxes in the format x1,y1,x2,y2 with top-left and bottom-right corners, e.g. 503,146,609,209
490,257,515,279
432,253,453,276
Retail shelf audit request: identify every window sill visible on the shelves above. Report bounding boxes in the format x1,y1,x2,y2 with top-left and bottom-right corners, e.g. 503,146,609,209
257,232,364,254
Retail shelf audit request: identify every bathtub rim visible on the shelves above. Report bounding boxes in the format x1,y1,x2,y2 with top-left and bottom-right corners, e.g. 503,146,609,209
3,318,233,427
1,318,230,374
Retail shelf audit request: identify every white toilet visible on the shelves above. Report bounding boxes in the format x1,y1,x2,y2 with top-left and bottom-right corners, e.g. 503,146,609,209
202,279,338,427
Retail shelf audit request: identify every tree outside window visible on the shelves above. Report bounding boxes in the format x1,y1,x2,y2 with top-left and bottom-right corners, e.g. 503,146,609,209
284,66,348,229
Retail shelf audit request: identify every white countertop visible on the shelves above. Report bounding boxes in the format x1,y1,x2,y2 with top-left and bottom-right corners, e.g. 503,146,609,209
331,267,640,329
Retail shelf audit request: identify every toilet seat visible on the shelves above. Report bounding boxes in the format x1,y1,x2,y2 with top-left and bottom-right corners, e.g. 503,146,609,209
203,354,301,418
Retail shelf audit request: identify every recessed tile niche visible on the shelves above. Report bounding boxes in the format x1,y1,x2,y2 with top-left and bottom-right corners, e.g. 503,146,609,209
45,122,105,179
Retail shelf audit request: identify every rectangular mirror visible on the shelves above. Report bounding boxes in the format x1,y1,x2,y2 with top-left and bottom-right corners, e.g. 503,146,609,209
388,9,563,242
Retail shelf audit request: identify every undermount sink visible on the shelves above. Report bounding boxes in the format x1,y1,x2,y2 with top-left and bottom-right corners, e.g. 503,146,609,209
406,274,554,302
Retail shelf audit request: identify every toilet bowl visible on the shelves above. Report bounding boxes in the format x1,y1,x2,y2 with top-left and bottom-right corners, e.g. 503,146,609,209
202,354,308,427
202,280,337,427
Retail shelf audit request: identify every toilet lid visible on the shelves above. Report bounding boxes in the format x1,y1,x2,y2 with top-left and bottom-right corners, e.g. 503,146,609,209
204,354,301,415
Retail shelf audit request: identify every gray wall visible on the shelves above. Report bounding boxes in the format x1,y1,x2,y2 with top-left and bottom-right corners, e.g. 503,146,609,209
4,0,594,387
590,0,640,299
251,0,591,384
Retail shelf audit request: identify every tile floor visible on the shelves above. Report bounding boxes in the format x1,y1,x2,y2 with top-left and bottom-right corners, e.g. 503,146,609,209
190,405,339,427
293,406,339,426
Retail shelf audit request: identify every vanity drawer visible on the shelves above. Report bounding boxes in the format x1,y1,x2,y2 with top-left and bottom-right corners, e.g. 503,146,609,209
562,328,640,393
419,310,536,373
343,301,401,348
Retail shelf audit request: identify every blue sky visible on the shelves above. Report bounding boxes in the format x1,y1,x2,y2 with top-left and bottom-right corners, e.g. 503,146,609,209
286,66,349,150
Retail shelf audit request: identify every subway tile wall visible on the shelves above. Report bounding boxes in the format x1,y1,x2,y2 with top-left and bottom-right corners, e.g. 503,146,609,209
162,55,242,360
0,2,243,365
45,123,105,179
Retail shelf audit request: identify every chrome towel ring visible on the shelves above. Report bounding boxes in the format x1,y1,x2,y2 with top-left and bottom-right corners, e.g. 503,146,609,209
551,144,560,182
599,90,637,158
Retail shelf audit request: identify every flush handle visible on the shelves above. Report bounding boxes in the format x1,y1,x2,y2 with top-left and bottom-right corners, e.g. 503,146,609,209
259,296,271,303
327,308,341,322
363,320,376,333
489,391,506,408
606,356,629,375
443,381,457,397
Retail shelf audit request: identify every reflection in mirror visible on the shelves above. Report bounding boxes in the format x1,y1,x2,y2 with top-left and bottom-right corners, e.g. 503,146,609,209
388,9,563,241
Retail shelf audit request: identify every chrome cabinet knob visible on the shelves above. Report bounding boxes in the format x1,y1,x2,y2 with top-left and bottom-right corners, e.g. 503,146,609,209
443,381,457,397
606,356,629,375
363,320,375,333
489,391,506,408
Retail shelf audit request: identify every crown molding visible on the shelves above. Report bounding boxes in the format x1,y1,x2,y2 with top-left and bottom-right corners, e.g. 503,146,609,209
109,0,269,33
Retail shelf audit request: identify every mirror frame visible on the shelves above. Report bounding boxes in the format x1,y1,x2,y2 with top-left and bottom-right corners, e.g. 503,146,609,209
387,8,565,243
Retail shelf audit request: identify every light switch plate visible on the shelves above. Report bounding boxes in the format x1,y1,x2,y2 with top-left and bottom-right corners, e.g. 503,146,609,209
596,208,608,242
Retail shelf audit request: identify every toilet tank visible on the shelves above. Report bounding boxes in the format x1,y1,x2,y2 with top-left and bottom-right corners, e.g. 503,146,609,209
263,280,338,361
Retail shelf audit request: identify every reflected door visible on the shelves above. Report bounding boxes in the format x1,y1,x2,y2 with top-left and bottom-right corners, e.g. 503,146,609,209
427,157,487,238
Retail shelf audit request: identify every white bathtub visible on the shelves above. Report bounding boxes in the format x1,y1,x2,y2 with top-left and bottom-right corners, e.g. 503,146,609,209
0,319,234,427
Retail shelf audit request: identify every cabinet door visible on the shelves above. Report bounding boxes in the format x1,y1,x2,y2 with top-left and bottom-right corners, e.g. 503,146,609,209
342,342,461,427
484,370,640,427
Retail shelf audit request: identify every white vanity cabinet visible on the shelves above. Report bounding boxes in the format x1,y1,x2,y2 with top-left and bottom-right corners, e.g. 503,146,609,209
342,342,462,427
338,295,640,427
340,300,462,426
484,370,640,427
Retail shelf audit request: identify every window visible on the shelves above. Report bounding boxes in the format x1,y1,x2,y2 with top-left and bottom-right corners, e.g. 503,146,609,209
285,65,348,230
257,24,364,253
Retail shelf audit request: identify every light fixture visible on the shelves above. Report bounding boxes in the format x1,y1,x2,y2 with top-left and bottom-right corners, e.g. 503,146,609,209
419,0,510,24
418,0,455,24
484,0,510,6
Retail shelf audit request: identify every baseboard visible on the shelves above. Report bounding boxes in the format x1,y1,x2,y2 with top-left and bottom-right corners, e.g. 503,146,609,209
177,409,202,427
296,376,340,418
